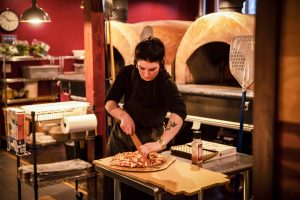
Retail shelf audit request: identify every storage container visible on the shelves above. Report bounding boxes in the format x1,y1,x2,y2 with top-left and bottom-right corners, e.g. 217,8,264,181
72,50,85,59
73,63,84,74
24,82,38,98
22,65,59,79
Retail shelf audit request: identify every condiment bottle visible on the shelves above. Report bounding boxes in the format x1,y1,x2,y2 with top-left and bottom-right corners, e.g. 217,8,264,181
191,130,203,167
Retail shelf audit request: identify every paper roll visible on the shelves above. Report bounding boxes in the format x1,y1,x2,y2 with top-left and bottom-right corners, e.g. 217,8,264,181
61,114,97,133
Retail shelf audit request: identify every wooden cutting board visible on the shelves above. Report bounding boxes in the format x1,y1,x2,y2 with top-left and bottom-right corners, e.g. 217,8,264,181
93,156,229,196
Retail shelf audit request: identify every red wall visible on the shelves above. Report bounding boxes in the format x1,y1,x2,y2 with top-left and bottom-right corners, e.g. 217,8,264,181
128,0,199,22
0,0,84,56
1,0,198,56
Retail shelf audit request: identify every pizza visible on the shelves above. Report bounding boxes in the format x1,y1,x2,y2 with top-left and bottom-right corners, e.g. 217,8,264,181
110,151,166,168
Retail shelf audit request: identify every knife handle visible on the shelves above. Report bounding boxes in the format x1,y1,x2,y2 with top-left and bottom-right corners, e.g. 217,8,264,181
130,132,151,166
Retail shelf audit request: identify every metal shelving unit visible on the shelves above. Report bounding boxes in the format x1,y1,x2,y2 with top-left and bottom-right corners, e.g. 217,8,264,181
57,73,86,102
1,57,57,149
15,101,96,200
0,56,76,148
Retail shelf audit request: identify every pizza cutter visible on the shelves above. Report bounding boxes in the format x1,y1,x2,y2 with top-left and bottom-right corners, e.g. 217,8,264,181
130,132,151,166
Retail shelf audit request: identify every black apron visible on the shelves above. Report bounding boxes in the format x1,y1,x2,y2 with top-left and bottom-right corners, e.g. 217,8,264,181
106,69,166,157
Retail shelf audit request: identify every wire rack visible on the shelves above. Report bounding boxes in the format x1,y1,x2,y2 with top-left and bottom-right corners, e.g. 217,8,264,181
171,141,237,162
20,101,90,122
170,144,218,161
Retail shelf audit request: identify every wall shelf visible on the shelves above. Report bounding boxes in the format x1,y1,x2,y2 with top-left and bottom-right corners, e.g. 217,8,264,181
6,96,57,105
0,56,76,62
2,78,57,83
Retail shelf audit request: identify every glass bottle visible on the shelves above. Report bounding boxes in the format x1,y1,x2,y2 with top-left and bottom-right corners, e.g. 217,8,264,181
191,130,203,167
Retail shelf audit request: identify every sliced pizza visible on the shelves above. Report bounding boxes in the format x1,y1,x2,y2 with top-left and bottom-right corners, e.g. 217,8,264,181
110,151,166,168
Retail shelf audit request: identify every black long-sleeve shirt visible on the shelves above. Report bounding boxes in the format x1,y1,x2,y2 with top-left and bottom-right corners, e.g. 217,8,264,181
105,65,186,127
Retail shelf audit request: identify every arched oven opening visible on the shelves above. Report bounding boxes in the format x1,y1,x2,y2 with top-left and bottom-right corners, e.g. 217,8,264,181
106,46,125,78
186,41,239,86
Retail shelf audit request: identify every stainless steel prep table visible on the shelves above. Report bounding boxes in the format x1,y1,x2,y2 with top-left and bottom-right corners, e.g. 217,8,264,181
94,152,253,200
57,73,86,101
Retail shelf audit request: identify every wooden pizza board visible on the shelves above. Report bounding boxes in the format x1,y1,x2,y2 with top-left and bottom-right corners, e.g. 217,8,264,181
93,156,229,196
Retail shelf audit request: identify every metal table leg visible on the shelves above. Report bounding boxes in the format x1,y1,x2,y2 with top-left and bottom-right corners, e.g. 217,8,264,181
243,170,250,200
17,156,21,200
154,192,163,200
31,112,38,200
114,179,121,200
198,190,203,200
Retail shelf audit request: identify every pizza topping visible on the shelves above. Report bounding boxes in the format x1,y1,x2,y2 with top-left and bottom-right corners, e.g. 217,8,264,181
110,151,166,168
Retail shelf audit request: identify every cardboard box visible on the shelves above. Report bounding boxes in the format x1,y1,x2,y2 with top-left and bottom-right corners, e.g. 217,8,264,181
12,139,26,155
8,123,25,140
6,108,25,140
7,107,25,126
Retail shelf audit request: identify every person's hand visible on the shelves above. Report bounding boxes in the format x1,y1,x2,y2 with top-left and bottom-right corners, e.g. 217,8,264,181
140,141,163,158
119,112,135,135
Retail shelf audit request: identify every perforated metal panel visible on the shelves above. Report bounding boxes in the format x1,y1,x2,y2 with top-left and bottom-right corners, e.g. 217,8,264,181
229,35,255,89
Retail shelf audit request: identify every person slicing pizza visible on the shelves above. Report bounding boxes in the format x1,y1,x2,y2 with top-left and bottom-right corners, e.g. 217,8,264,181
103,36,187,200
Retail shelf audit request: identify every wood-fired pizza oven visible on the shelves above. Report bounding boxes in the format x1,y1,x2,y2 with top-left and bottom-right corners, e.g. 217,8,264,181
171,11,255,151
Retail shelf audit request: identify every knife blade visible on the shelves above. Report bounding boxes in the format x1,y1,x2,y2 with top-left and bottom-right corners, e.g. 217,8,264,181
130,132,151,166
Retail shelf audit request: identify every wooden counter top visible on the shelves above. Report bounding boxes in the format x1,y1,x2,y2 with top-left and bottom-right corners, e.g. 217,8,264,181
94,156,229,196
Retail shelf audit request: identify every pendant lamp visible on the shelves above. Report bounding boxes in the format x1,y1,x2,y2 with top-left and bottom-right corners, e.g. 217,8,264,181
20,0,51,23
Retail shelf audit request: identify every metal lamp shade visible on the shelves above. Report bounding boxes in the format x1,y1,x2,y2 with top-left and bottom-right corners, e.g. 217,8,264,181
20,5,51,23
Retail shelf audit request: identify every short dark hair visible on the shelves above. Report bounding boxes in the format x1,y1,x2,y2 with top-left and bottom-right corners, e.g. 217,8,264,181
134,37,165,66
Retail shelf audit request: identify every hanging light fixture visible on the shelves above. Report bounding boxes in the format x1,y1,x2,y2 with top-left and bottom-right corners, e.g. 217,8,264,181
20,0,51,23
80,0,85,9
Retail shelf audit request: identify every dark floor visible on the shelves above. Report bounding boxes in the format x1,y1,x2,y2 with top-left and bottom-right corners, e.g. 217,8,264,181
0,149,81,200
0,144,242,200
0,144,103,200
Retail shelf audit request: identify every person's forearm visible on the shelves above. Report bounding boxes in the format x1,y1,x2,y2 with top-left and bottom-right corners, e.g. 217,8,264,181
105,100,128,121
105,100,136,135
159,113,183,146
